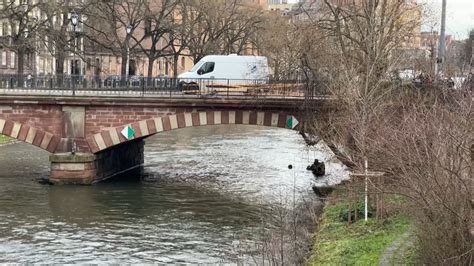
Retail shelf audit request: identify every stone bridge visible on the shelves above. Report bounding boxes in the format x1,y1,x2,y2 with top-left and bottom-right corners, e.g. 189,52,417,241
0,95,327,184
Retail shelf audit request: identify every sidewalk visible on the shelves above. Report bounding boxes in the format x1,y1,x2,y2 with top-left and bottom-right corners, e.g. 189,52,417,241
379,225,415,265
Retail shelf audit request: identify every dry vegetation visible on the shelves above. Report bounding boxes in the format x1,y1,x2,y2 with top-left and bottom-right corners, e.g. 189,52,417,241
272,0,473,264
1,0,472,263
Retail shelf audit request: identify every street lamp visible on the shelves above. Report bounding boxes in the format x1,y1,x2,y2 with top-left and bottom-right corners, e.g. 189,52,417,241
71,12,79,96
437,0,447,80
125,24,132,80
71,12,79,74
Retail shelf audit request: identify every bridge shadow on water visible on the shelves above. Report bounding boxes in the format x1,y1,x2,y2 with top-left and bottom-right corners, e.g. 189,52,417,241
46,165,268,230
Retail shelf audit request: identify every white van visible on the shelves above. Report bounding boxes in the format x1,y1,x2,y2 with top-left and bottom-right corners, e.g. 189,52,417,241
178,54,269,82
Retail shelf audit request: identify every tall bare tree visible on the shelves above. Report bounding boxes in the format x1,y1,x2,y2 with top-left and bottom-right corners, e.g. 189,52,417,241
167,0,207,77
0,0,49,75
183,0,240,63
40,1,78,77
223,4,264,55
301,0,421,168
133,0,177,78
82,0,146,76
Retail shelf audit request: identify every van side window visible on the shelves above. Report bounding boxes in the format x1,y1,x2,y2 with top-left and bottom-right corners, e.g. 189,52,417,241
197,62,215,75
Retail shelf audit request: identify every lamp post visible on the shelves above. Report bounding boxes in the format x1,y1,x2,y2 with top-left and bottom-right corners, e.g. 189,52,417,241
71,12,79,96
437,0,447,80
125,24,132,81
22,28,29,88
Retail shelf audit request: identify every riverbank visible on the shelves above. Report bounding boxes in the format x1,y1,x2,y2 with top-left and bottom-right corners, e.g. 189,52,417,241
0,134,13,144
308,188,414,265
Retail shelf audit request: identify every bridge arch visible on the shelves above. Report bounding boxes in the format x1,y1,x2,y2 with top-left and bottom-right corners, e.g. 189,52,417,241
0,118,61,153
86,111,299,154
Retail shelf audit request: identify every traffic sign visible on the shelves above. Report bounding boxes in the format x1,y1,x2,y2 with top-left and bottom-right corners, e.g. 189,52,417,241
121,125,135,139
286,116,299,129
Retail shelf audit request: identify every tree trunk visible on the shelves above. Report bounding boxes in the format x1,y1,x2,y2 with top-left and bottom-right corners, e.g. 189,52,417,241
56,51,65,75
147,56,154,78
56,50,65,88
147,55,155,88
121,50,127,87
121,52,127,76
17,50,25,75
17,50,25,88
173,54,179,78
193,55,202,65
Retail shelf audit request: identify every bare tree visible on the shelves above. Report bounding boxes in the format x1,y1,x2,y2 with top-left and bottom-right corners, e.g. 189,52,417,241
167,0,195,78
134,0,177,78
372,89,473,264
223,5,264,55
82,0,146,76
183,0,240,63
40,1,78,77
0,0,50,75
257,13,305,80
296,1,472,263
301,0,422,168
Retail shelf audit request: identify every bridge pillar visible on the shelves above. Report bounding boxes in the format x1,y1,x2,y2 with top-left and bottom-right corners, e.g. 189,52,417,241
49,139,144,185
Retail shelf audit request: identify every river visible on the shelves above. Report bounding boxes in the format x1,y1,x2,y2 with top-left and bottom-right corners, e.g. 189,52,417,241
0,125,347,263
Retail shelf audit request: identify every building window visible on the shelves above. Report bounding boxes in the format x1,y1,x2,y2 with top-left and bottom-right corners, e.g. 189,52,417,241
1,22,8,36
1,51,6,66
181,57,185,68
10,52,15,68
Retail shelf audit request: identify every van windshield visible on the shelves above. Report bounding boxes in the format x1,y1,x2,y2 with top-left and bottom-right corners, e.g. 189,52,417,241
190,62,204,72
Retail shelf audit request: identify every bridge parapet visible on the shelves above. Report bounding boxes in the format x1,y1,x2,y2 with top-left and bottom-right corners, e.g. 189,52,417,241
0,94,326,184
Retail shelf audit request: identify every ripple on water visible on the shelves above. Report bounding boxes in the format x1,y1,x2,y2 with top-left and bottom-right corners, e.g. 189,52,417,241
0,125,348,263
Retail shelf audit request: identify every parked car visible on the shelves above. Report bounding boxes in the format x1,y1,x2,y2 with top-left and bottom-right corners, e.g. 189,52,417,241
129,75,142,87
104,75,122,87
103,75,142,88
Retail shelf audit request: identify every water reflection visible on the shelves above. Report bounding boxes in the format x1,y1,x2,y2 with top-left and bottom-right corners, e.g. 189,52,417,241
0,125,347,263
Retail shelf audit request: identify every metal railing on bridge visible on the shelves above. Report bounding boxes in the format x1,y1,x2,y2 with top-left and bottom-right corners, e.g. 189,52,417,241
0,74,326,98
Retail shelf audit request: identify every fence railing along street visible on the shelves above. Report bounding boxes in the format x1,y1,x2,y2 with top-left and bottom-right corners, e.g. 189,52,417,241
0,74,325,98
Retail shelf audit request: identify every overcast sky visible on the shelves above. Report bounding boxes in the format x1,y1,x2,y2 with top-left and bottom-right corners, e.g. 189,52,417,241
420,0,473,39
287,0,473,40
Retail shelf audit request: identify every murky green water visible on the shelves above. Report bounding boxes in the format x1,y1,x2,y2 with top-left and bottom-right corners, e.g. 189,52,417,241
0,125,347,263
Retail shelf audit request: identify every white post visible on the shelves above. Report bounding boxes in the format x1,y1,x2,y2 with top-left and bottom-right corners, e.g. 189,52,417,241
437,0,447,79
364,159,368,221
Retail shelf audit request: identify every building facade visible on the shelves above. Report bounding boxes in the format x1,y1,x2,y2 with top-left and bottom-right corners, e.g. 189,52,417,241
0,0,267,78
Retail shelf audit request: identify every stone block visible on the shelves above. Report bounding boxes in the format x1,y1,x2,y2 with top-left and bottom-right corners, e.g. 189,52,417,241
49,153,96,163
62,106,85,138
49,140,145,185
50,169,96,179
51,163,86,171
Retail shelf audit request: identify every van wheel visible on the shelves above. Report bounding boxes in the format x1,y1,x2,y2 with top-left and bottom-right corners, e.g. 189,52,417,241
181,82,199,94
178,81,185,91
189,82,199,91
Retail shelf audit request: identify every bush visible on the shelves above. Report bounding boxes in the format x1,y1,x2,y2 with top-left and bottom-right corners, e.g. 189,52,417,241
339,202,373,222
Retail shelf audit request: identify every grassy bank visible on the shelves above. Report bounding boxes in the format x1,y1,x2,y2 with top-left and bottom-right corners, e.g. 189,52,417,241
0,134,13,144
309,193,412,265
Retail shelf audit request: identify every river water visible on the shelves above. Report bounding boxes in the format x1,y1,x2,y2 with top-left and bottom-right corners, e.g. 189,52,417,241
0,125,347,263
